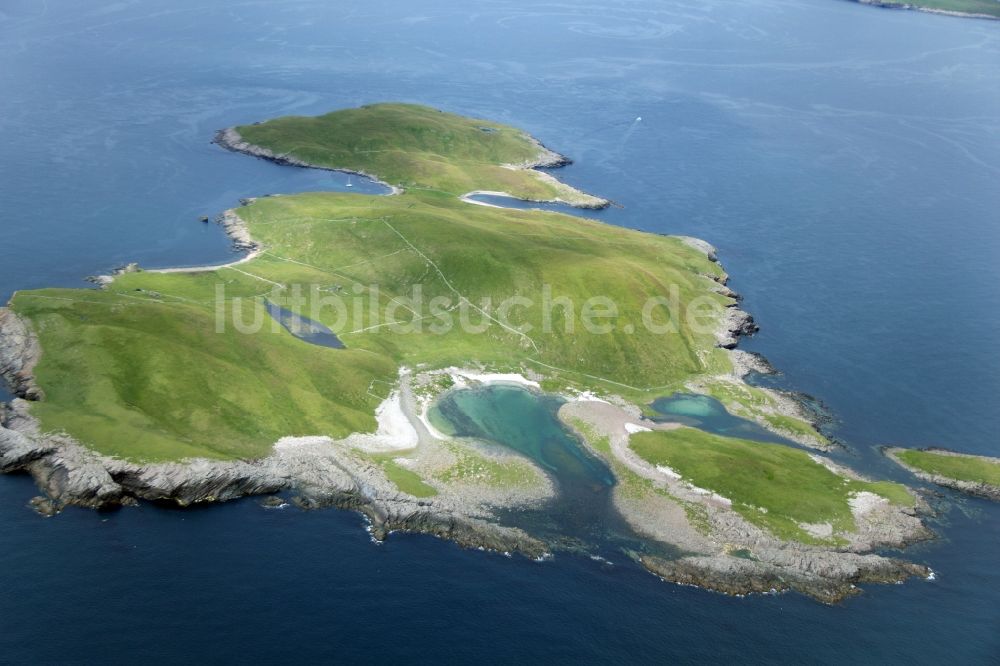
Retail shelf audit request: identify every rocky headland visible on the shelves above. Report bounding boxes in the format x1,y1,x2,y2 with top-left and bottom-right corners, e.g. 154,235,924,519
559,400,932,603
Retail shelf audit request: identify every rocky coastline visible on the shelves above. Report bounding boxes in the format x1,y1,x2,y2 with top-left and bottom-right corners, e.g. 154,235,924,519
0,309,43,401
559,400,933,603
0,207,870,596
675,240,831,450
640,551,928,604
213,127,404,196
2,281,912,602
885,447,1000,501
675,236,759,349
0,393,547,557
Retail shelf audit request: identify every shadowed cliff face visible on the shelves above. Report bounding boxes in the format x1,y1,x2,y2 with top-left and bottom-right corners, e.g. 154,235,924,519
0,311,43,401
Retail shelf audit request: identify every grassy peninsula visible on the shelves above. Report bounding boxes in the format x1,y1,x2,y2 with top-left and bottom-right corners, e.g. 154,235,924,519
888,447,1000,500
631,427,914,545
230,103,608,207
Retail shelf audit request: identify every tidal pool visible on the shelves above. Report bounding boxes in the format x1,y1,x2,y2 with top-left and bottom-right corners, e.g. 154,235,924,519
650,392,796,445
431,384,670,557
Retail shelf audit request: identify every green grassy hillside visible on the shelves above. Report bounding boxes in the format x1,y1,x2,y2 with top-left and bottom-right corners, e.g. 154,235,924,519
235,103,600,204
630,428,915,544
8,104,736,462
894,449,1000,486
13,289,395,461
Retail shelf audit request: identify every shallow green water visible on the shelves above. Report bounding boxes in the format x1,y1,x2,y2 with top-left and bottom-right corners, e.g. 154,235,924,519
431,384,662,555
434,385,614,487
651,392,795,445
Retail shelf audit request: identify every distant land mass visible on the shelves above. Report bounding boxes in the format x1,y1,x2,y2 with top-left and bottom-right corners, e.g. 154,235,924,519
852,0,1000,20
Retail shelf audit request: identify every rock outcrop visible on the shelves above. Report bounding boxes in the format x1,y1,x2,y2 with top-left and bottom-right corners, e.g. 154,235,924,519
674,236,760,349
0,309,43,400
677,236,719,263
716,306,758,349
642,549,928,604
86,262,141,288
215,209,258,254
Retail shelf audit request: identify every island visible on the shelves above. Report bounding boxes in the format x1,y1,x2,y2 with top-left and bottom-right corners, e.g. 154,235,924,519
852,0,1000,20
0,103,933,603
887,447,1000,500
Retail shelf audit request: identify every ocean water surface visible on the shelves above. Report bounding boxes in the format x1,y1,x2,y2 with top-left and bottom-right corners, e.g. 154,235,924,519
1,0,999,661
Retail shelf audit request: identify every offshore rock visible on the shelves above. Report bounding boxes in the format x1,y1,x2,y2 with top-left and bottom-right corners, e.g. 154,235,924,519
642,550,929,604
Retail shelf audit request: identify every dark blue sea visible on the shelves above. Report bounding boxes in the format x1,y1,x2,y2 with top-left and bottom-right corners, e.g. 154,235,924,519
1,0,999,662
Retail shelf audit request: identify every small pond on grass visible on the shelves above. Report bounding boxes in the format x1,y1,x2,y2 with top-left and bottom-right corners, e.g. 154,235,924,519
265,301,345,349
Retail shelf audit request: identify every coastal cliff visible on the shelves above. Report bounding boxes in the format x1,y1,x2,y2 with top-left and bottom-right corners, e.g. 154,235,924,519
0,309,43,401
0,394,547,556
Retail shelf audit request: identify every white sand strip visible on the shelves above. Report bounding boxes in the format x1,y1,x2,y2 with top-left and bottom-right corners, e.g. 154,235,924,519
447,368,540,389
